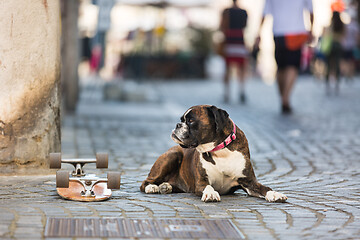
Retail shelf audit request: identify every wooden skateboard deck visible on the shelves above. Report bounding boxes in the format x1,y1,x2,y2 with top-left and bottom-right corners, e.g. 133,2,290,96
57,180,112,202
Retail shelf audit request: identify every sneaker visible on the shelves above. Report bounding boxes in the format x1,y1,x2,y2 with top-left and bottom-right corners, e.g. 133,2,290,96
240,93,246,104
281,104,292,115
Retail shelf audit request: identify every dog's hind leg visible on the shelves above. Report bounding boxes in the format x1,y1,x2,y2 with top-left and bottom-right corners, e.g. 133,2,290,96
140,146,183,193
238,178,287,202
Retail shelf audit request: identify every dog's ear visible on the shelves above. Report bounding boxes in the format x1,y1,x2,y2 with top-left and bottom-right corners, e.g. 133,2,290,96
208,105,229,132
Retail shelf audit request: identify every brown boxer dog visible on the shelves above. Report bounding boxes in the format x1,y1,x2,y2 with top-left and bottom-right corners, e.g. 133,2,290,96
140,105,287,202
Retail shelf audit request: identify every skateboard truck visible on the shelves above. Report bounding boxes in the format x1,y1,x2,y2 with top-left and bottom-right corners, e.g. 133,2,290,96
50,152,108,177
56,170,121,197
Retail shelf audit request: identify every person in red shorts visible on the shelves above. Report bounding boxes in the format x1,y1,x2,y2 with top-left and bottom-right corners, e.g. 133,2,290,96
220,0,248,104
255,0,314,114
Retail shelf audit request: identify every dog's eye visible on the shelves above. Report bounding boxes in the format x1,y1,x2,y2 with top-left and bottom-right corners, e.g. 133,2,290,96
187,118,194,124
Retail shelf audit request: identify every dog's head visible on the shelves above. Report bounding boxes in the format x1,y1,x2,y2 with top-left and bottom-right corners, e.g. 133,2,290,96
171,105,231,149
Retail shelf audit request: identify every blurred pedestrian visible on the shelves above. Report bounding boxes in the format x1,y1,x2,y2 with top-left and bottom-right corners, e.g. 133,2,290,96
220,0,248,104
323,11,345,95
90,45,102,74
341,5,359,82
255,0,314,114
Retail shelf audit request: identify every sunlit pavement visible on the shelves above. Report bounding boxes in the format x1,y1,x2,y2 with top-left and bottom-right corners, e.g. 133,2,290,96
1,75,360,239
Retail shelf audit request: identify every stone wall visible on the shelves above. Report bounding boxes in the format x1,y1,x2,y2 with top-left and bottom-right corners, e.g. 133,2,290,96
0,0,61,174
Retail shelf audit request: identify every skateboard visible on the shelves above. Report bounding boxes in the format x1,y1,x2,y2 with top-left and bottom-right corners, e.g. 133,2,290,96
50,152,121,202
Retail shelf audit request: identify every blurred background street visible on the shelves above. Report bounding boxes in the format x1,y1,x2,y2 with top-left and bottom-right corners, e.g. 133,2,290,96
76,0,347,82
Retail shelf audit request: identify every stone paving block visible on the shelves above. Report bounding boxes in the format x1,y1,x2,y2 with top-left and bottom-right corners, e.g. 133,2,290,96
98,212,123,217
14,226,43,237
124,212,150,218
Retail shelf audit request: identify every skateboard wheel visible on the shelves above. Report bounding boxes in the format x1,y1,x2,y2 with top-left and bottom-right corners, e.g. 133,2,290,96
107,172,121,189
50,152,62,169
96,152,108,168
56,170,69,188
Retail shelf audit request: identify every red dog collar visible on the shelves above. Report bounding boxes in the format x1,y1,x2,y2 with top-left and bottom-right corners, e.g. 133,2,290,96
209,120,236,152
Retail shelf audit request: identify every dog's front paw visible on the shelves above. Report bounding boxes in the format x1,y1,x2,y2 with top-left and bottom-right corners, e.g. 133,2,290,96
159,182,172,194
145,184,160,194
201,185,221,202
265,191,287,202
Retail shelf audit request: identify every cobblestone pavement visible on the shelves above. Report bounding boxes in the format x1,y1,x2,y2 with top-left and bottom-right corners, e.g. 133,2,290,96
1,76,360,239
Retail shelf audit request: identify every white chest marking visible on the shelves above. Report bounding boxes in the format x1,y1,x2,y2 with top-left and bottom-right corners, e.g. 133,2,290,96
196,142,216,153
200,149,246,195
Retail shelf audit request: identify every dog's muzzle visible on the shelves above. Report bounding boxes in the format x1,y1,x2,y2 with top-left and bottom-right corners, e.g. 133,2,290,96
171,130,183,143
171,123,198,148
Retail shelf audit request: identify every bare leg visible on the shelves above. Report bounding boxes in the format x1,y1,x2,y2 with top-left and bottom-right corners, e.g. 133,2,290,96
277,69,287,112
277,69,286,99
223,63,231,103
277,66,297,113
237,62,247,103
326,56,335,95
349,60,355,80
282,66,298,107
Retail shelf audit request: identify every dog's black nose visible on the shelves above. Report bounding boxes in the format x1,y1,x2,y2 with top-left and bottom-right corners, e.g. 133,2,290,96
176,123,182,129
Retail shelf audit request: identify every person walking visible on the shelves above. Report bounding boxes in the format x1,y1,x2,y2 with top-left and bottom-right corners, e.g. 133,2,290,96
324,11,345,94
255,0,314,114
220,0,249,104
341,6,359,82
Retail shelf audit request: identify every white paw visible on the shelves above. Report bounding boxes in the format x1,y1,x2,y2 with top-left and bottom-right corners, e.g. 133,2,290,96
201,185,221,202
145,184,160,194
265,191,287,202
159,182,172,194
